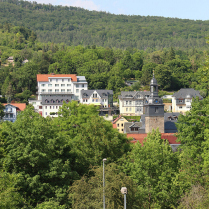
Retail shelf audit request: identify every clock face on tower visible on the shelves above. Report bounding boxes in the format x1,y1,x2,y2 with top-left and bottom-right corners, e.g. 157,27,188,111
154,99,158,103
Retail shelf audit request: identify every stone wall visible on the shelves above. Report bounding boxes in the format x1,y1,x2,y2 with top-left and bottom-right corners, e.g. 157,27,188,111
145,116,164,133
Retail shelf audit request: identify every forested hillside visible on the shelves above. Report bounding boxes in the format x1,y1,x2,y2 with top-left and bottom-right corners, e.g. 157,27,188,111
1,0,209,50
1,23,208,102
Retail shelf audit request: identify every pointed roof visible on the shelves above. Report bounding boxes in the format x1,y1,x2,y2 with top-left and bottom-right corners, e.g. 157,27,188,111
3,103,26,111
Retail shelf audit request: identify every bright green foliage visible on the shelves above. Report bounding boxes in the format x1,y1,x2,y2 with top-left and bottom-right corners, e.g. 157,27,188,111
35,200,66,209
155,64,172,90
124,129,179,208
0,171,25,209
176,97,209,187
70,163,140,209
0,102,4,119
55,101,131,176
140,62,157,85
0,106,79,207
193,53,209,95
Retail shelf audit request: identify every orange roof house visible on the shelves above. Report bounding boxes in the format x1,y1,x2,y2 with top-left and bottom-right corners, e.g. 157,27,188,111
3,103,27,122
3,103,26,111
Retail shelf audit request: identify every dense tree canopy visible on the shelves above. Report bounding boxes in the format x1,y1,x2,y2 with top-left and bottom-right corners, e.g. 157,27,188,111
1,0,209,50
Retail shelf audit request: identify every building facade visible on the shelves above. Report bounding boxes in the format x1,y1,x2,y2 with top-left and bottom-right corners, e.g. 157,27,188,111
118,91,150,116
29,74,88,117
112,115,128,133
3,103,26,122
172,88,203,113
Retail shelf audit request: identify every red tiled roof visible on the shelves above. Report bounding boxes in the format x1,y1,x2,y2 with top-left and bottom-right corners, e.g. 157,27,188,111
127,133,147,145
3,103,26,111
128,133,179,145
37,74,77,82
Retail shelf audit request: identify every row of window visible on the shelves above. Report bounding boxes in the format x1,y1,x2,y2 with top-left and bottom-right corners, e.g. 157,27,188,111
49,78,71,82
125,101,143,106
41,83,85,88
42,89,72,92
45,106,60,109
45,99,69,103
178,99,191,103
41,84,71,87
82,99,107,103
126,108,132,112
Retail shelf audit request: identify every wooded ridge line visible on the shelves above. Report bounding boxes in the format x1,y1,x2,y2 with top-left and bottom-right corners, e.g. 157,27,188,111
0,0,209,50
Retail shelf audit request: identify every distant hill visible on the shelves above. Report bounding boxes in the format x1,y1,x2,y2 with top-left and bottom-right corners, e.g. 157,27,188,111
1,0,209,50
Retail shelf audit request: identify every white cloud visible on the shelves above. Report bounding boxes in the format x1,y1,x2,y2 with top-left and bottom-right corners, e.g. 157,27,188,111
61,0,100,11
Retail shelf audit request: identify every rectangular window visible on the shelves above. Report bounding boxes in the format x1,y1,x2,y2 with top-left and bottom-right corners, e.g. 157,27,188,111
92,99,94,102
76,84,79,88
41,84,45,87
48,84,52,87
41,89,46,92
55,89,59,92
96,99,98,102
48,89,52,92
179,106,182,109
49,79,52,82
62,79,64,82
50,106,51,109
56,79,58,82
55,84,59,87
129,108,132,111
126,108,128,111
155,107,159,113
117,124,119,127
45,112,47,115
83,99,85,102
76,89,79,93
67,89,71,92
68,79,70,82
53,106,55,109
61,84,65,87
129,101,132,105
82,84,84,87
126,101,128,105
67,84,71,87
102,99,104,102
61,89,65,92
56,106,58,109
45,106,47,109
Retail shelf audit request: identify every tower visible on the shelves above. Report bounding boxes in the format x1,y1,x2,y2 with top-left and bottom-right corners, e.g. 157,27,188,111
144,72,164,133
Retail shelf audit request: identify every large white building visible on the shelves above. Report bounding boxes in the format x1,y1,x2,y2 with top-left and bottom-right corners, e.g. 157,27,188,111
29,74,88,117
172,88,203,113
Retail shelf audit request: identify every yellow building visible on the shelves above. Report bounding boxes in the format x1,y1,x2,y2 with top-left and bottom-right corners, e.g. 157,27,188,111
112,115,128,133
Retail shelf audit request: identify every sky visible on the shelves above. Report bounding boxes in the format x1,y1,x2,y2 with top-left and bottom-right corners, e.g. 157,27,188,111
32,0,209,21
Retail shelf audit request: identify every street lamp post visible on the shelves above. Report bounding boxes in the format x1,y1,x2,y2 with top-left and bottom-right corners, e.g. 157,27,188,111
121,187,127,209
103,158,107,209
